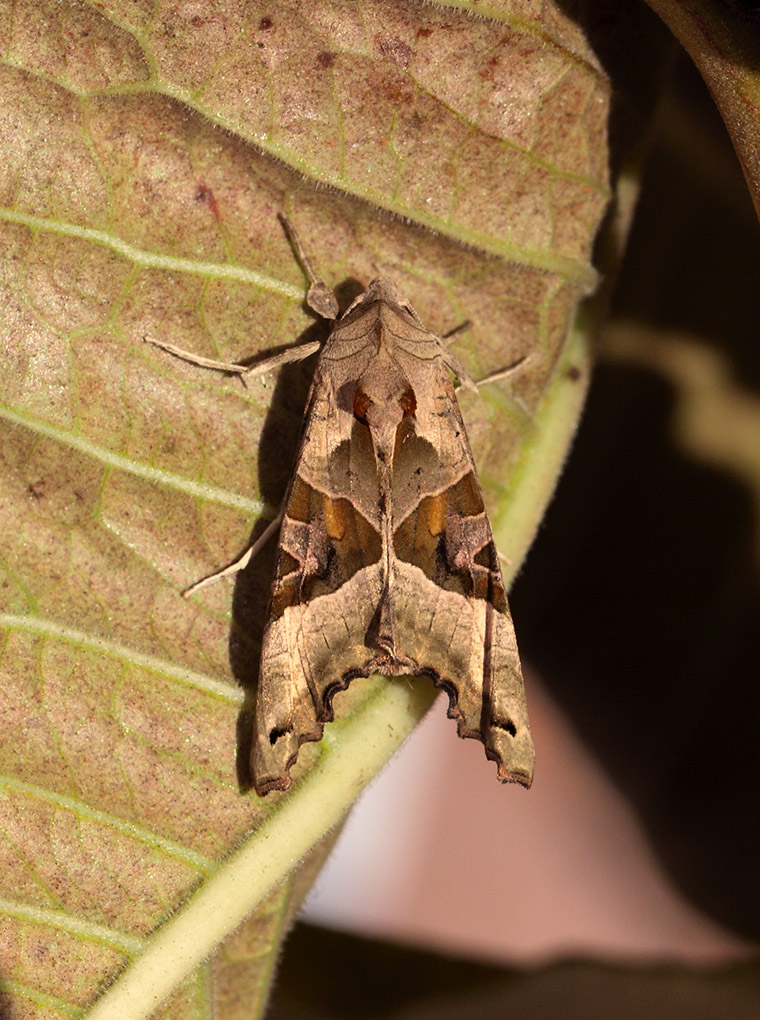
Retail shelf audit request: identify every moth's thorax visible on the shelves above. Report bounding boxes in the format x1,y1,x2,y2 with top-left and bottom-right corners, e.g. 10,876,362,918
352,341,417,432
319,281,456,439
338,276,424,332
353,276,411,309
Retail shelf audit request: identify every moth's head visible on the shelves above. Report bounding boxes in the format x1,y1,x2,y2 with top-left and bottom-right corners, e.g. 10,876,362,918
342,277,422,324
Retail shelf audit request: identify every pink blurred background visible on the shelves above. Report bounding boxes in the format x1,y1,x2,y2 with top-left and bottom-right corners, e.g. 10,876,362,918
302,672,753,965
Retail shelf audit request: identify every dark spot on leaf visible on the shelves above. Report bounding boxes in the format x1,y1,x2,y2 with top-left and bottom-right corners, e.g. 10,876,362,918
480,54,501,81
259,16,273,29
566,364,582,382
375,35,413,69
195,182,220,221
316,51,336,69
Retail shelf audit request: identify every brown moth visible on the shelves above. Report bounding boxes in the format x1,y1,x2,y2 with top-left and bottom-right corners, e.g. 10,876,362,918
146,216,534,796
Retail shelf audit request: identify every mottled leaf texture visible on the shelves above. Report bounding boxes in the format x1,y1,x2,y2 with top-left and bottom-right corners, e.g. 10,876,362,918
1,1,611,1018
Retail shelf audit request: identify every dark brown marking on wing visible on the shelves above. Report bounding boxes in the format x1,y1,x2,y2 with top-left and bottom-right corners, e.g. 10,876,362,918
270,476,382,619
393,471,507,611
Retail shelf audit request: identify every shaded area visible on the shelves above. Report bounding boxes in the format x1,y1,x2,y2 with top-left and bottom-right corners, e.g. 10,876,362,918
607,59,760,390
268,923,760,1020
228,323,323,790
511,53,760,937
513,363,760,933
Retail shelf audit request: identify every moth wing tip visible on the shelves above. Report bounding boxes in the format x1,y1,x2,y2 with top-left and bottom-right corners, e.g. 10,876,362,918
496,761,534,789
254,772,293,798
494,735,536,788
252,720,329,797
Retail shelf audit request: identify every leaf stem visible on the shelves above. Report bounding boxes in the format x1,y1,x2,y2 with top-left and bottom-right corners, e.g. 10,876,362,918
84,677,437,1020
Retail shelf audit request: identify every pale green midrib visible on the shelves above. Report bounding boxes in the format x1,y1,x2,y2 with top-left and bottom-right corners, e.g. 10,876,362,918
83,677,438,1020
0,208,304,298
0,406,265,516
0,976,84,1018
0,895,145,954
252,876,294,1020
0,613,243,702
0,774,215,872
2,184,598,290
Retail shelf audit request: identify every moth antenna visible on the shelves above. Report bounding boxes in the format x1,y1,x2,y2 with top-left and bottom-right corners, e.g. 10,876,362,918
278,213,320,285
278,213,339,320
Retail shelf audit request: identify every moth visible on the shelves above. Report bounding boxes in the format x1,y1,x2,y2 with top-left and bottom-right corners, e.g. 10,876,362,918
146,216,534,796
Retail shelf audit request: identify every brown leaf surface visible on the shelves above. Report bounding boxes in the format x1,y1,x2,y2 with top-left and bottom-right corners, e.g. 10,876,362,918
0,1,611,1017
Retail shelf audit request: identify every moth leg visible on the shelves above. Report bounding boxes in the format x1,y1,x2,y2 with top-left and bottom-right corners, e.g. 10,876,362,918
451,354,532,394
183,509,284,597
442,320,472,344
143,335,321,379
473,356,530,389
278,213,340,321
441,318,530,392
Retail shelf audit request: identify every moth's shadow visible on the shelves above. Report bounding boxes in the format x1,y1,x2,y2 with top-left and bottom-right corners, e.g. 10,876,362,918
227,277,364,791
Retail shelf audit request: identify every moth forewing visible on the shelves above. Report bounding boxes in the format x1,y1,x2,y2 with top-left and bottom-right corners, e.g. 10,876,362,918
250,271,534,795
